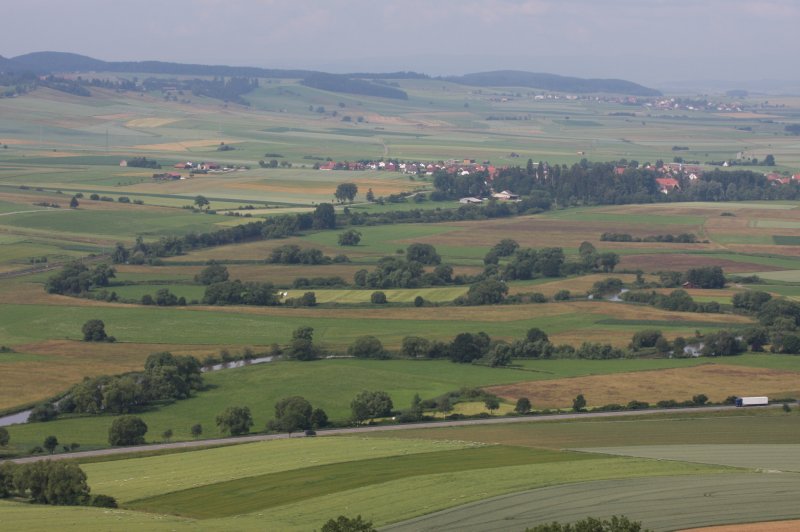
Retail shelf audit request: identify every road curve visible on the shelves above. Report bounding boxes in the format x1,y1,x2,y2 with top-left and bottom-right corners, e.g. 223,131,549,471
4,404,782,464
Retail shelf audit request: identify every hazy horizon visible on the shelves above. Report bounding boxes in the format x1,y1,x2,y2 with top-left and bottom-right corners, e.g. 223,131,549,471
4,0,799,90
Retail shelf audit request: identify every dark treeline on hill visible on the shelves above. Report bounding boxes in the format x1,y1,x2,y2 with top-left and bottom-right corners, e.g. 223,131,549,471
7,51,315,78
0,69,38,97
443,70,661,96
485,164,800,205
141,77,259,105
344,71,429,80
300,73,408,100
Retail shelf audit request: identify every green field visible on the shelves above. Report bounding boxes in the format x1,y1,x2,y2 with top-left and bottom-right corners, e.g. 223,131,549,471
83,437,477,502
6,413,799,531
583,444,800,472
127,445,593,518
385,474,800,532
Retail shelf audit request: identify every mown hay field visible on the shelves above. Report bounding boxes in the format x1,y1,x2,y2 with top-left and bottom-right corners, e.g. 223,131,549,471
375,410,800,449
582,444,800,472
484,364,800,408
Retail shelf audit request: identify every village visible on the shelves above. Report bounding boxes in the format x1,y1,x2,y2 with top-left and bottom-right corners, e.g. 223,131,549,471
315,155,800,198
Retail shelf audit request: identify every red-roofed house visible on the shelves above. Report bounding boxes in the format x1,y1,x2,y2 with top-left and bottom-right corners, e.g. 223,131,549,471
766,173,790,185
655,177,680,194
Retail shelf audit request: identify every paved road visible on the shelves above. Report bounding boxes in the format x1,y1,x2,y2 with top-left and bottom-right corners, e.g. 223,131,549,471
5,404,781,464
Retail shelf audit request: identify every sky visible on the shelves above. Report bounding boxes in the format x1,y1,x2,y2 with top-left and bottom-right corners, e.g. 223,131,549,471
3,0,798,89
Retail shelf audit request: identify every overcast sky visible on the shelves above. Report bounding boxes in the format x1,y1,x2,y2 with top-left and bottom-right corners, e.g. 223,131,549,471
3,0,798,88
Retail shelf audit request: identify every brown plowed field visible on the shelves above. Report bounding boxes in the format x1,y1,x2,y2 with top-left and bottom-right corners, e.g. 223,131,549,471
485,364,800,408
681,520,800,532
619,254,783,273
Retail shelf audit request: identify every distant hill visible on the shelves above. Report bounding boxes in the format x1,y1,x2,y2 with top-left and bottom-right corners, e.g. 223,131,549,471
6,52,658,98
11,51,314,78
444,70,661,96
0,55,24,73
12,51,106,72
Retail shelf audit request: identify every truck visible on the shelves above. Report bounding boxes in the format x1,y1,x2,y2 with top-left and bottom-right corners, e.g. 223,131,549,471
735,396,769,407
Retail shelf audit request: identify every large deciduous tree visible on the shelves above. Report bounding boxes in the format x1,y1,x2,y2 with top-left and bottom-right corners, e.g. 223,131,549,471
216,406,253,436
194,261,229,285
267,396,313,434
108,416,148,446
350,390,393,424
313,203,336,229
334,183,358,203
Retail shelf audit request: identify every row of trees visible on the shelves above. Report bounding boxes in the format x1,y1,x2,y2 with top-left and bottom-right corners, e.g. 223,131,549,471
600,232,698,243
109,204,338,264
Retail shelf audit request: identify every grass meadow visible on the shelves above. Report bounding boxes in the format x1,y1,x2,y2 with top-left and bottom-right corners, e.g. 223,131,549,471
5,354,800,449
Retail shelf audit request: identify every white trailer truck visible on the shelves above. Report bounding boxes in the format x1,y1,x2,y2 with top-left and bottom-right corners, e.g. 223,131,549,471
735,396,769,407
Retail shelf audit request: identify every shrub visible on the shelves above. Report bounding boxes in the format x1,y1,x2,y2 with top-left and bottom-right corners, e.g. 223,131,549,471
28,403,58,423
82,319,112,342
514,397,532,414
370,291,387,304
321,515,376,532
338,229,362,246
108,416,148,446
553,289,571,301
90,494,118,508
348,336,388,359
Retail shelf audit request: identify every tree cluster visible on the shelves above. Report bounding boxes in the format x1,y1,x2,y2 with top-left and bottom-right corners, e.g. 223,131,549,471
354,245,458,289
621,289,721,313
202,280,279,306
194,262,230,285
684,266,726,288
267,244,334,265
494,161,800,207
125,157,160,169
266,396,328,434
34,353,203,421
45,262,115,295
141,288,186,306
0,460,117,507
